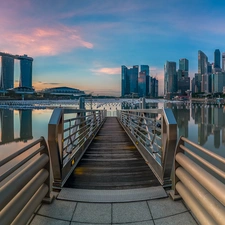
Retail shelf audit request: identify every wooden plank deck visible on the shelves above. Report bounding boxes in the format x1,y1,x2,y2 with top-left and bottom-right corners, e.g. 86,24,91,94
64,117,160,189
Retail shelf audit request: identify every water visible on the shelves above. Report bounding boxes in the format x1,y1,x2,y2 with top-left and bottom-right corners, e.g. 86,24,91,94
0,99,224,176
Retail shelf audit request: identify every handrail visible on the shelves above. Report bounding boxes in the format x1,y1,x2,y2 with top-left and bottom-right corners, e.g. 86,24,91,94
0,137,52,225
117,108,177,186
171,136,225,225
48,108,106,188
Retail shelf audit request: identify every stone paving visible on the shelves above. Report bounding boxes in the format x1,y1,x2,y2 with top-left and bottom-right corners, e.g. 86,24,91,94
29,193,199,225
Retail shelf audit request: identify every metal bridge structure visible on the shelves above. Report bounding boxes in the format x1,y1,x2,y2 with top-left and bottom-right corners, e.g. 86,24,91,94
1,108,225,225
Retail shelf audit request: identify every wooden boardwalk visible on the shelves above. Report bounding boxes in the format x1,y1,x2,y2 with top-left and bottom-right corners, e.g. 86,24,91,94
64,117,160,189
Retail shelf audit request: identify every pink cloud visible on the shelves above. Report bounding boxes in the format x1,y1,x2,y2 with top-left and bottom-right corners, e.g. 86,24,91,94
0,26,93,57
91,67,121,75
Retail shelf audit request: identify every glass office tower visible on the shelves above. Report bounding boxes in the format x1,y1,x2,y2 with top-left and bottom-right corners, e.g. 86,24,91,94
0,56,14,89
19,55,33,88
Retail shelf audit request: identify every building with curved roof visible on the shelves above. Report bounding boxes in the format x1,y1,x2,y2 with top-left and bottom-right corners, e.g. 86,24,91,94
40,87,85,96
7,86,35,94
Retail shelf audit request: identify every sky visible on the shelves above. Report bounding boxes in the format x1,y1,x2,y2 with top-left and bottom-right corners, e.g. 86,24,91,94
0,0,225,96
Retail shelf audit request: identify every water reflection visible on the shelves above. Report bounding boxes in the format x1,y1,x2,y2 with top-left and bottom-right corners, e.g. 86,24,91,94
0,109,14,144
0,109,33,145
121,101,225,155
191,105,225,149
0,102,224,159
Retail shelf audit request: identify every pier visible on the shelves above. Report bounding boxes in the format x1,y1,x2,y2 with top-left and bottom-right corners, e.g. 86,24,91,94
1,108,224,225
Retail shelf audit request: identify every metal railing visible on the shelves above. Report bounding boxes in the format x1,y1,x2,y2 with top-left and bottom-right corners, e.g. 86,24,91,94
117,108,177,186
0,137,52,225
48,108,106,188
171,136,225,225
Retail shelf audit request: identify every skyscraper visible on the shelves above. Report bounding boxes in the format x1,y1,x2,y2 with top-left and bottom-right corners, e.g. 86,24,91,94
214,49,221,68
121,65,129,96
179,58,189,77
121,65,138,96
164,61,177,94
140,65,150,95
0,52,33,90
191,77,195,93
150,77,158,97
129,65,139,94
0,55,14,89
194,73,202,93
198,50,208,75
19,55,33,88
222,52,225,72
138,71,146,97
177,77,190,95
201,74,210,93
213,72,225,93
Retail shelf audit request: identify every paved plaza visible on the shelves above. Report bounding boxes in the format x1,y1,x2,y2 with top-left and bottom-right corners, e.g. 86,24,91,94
29,192,198,225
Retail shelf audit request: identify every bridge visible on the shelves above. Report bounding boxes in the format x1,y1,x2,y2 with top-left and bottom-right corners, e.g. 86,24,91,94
1,108,224,225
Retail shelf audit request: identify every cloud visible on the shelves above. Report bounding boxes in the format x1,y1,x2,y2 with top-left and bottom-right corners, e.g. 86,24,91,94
0,25,93,57
32,81,62,90
42,82,61,85
91,67,121,75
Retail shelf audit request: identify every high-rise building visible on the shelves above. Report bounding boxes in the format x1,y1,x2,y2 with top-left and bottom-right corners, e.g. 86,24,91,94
222,52,225,72
150,77,158,97
140,65,150,95
0,52,33,90
207,62,212,74
194,73,202,93
201,74,210,93
191,77,195,94
121,65,138,96
164,61,177,94
138,71,146,97
214,49,221,68
213,72,225,93
0,56,14,89
19,55,33,88
198,50,208,75
121,65,129,96
177,77,190,95
128,65,139,94
179,58,189,77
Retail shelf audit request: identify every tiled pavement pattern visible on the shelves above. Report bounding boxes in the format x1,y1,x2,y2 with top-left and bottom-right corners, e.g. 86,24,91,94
29,195,198,225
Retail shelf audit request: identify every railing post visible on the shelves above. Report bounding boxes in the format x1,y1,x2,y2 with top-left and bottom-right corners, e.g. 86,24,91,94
48,108,64,188
161,108,177,186
40,137,54,203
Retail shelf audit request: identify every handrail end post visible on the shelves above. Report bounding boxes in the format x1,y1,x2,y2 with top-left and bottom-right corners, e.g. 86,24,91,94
42,192,55,204
169,190,182,201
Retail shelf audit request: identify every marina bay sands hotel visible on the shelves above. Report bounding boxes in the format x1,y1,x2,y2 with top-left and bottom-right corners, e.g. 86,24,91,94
0,52,33,90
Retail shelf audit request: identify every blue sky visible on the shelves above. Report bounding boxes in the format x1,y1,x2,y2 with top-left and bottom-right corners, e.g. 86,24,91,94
0,0,225,96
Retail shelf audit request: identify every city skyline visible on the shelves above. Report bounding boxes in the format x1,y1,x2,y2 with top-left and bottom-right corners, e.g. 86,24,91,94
0,0,225,96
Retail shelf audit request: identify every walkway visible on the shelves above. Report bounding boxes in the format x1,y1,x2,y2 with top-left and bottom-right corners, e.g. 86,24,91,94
64,117,160,189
